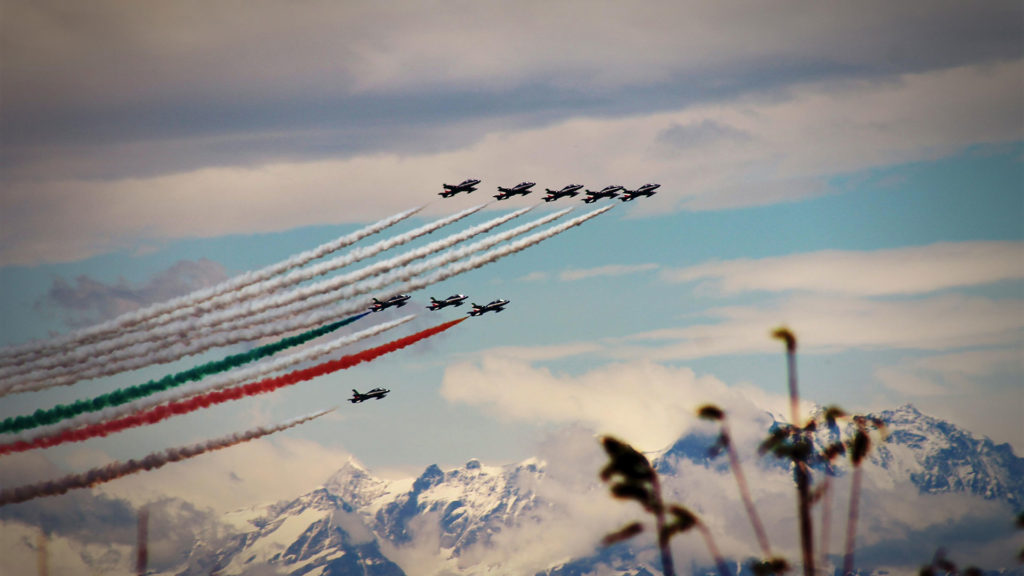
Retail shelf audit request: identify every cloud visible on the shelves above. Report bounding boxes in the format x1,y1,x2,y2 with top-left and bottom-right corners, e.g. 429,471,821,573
0,450,236,575
873,348,1024,448
34,259,228,327
1,58,1020,265
441,356,803,451
91,436,354,515
876,348,1023,397
661,242,1024,296
6,1,1018,160
656,119,750,151
623,294,1024,359
559,263,659,282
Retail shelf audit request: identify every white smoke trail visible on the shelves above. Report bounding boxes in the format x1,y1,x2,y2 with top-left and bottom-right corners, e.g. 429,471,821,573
4,205,608,397
0,409,333,507
406,204,616,297
1,206,612,446
202,205,557,341
1,316,414,448
0,206,422,369
4,207,533,392
2,205,482,381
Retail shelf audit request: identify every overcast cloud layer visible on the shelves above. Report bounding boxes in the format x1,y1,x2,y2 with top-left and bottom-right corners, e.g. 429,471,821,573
1,1,1021,265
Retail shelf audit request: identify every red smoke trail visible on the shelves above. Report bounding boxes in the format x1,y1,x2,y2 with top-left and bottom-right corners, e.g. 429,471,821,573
0,319,465,456
0,409,333,507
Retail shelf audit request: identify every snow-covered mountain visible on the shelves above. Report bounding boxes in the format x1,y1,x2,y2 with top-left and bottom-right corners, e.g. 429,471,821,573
871,404,1024,506
169,457,548,575
655,404,1024,505
159,405,1022,575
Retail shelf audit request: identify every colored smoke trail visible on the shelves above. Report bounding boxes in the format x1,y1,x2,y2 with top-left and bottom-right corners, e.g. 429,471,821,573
0,313,370,434
405,204,616,293
0,409,333,507
0,207,421,370
5,207,535,394
21,204,606,401
0,319,464,456
197,206,565,342
4,205,482,382
205,205,548,339
2,316,415,449
144,205,609,379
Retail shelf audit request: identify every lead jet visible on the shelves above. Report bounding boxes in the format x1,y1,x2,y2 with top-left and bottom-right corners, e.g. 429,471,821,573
494,182,536,201
440,179,481,198
468,299,510,316
543,184,583,202
349,387,390,403
582,185,625,203
427,294,468,310
370,294,411,312
620,183,660,201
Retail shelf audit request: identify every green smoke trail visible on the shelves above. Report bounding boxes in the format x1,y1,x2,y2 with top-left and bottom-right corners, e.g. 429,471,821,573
0,312,369,434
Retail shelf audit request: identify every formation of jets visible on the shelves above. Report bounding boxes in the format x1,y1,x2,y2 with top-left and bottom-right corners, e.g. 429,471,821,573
349,387,390,403
441,180,658,203
427,294,468,310
361,179,659,406
439,179,481,198
494,182,536,201
369,294,411,312
372,293,510,316
357,293,509,405
468,299,510,316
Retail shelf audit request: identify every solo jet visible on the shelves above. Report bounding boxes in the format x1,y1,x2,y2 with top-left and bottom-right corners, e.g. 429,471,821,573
543,184,583,202
440,179,481,198
370,294,411,312
582,185,625,203
349,387,390,403
620,183,660,201
427,294,468,310
468,299,510,316
494,182,536,201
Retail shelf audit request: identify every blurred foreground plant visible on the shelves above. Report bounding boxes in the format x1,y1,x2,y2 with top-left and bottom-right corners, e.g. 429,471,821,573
599,328,891,576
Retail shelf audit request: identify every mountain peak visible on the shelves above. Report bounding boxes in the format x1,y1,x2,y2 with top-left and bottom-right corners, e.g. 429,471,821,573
412,463,444,493
893,403,923,416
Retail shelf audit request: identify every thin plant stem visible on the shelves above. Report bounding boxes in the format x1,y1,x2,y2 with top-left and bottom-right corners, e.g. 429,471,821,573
36,529,47,576
843,457,864,575
651,473,677,576
722,422,771,556
696,521,731,576
795,460,815,576
775,328,815,576
136,506,149,576
819,475,834,569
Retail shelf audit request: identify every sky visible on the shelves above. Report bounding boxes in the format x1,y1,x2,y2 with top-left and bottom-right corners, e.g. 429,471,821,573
0,1,1022,573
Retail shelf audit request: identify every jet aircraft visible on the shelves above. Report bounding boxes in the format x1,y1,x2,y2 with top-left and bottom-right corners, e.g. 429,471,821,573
620,183,661,201
427,294,469,310
349,387,390,403
582,185,625,203
440,179,481,198
370,294,411,312
494,182,536,201
468,299,510,316
543,184,584,202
